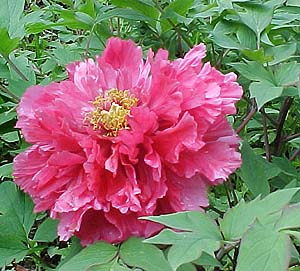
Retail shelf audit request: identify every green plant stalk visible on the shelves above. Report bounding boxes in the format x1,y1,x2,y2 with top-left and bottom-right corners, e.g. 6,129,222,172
1,54,29,82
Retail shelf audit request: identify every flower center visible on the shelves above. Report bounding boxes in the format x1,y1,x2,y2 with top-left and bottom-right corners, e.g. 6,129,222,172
86,89,138,136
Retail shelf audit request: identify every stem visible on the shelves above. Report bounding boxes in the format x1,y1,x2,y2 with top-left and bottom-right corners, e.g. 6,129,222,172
216,241,240,261
177,33,183,57
1,54,29,81
273,97,294,155
282,133,300,142
289,147,300,161
154,1,193,48
236,99,257,134
224,183,233,208
215,48,230,69
84,24,96,58
209,206,225,217
260,110,279,127
227,178,238,206
0,84,20,102
261,107,271,162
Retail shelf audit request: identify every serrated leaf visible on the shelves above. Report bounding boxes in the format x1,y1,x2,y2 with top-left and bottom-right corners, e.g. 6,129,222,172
34,218,59,242
58,242,118,271
144,212,221,270
231,61,274,83
119,237,172,271
0,182,35,266
250,81,283,109
0,235,28,267
0,182,35,236
143,211,221,238
220,188,300,240
236,223,290,271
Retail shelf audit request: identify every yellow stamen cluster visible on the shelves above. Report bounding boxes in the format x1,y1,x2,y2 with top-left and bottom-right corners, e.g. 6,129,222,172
86,89,138,136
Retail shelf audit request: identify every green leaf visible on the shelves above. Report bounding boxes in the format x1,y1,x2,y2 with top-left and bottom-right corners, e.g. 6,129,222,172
249,81,283,109
8,54,36,83
238,3,274,37
230,61,274,83
53,48,82,66
241,48,267,63
193,252,222,267
266,43,297,65
220,188,300,240
119,237,172,271
0,163,13,178
96,7,154,22
236,223,290,271
86,260,131,271
144,211,222,239
212,21,243,50
0,28,20,56
0,0,25,38
0,182,35,266
274,62,300,87
0,182,36,236
161,0,194,31
287,0,300,6
239,142,271,196
274,204,300,231
58,242,118,271
111,0,159,20
144,212,221,270
1,131,19,143
0,111,16,126
79,0,96,18
7,78,33,98
236,24,257,50
55,237,82,270
0,235,28,267
177,263,197,271
34,218,59,242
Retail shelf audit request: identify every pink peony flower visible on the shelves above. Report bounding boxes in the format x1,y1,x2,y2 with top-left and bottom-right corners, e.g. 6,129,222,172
13,38,242,245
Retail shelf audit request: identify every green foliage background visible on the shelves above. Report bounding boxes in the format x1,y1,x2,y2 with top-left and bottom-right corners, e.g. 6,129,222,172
0,0,300,270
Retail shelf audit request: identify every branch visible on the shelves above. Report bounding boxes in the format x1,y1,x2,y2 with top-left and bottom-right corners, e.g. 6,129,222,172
273,97,294,155
216,241,240,261
289,147,300,162
1,54,29,82
0,83,20,102
260,107,271,162
282,133,300,142
236,99,257,134
154,1,193,48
